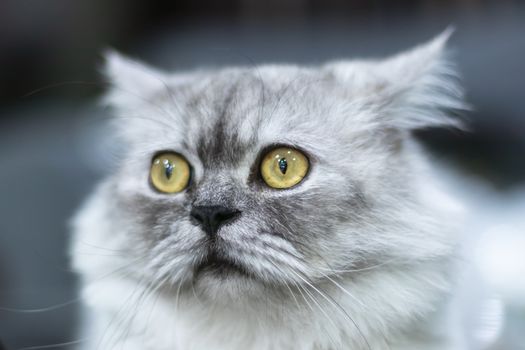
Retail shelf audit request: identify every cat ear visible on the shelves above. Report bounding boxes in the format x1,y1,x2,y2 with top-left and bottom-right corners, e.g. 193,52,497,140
327,28,467,130
102,49,167,108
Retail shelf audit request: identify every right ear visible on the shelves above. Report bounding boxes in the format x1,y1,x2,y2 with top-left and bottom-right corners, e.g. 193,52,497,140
325,29,466,131
102,49,167,108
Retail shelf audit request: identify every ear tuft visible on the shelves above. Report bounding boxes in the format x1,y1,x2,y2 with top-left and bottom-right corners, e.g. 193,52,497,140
379,28,468,130
328,28,468,131
101,49,166,108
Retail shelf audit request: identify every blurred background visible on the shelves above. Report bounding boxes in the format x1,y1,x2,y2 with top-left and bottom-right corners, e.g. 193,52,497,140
0,0,524,349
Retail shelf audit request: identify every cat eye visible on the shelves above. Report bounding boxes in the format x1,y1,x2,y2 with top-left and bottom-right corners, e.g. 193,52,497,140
150,152,191,193
260,147,309,189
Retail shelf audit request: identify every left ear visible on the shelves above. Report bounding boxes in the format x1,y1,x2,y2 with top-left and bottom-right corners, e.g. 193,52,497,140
326,28,467,130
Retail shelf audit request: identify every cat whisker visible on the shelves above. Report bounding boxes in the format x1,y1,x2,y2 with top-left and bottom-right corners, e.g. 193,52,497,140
281,278,302,310
79,238,133,252
118,272,172,350
22,77,182,128
101,276,154,350
93,266,164,350
268,252,388,350
266,260,341,350
0,255,148,315
73,251,133,257
174,273,186,310
16,338,89,350
113,283,155,350
314,257,406,274
298,282,341,349
0,299,79,314
310,268,367,309
85,258,167,349
286,267,372,350
22,80,104,98
309,267,394,350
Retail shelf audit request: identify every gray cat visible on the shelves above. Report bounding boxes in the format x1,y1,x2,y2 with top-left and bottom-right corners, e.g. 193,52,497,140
71,30,468,349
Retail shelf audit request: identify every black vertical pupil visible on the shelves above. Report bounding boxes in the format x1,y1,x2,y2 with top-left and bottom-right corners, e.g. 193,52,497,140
164,161,174,179
278,158,288,174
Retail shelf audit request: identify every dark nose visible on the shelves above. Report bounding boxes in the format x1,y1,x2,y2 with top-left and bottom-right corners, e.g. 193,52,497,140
190,205,241,236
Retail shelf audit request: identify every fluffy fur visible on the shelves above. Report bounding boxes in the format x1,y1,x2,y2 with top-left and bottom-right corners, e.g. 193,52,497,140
71,30,467,349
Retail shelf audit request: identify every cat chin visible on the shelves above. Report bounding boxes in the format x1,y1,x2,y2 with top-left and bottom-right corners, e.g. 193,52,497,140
191,268,268,301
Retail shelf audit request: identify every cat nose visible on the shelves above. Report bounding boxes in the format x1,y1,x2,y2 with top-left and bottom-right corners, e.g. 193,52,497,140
190,205,241,236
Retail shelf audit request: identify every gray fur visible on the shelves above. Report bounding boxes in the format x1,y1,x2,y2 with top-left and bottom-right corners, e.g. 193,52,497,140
72,31,468,349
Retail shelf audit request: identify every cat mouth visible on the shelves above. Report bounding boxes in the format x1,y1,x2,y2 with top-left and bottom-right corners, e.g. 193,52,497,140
195,253,253,279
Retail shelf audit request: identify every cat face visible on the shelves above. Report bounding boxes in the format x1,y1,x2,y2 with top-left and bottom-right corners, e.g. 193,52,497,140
98,31,463,300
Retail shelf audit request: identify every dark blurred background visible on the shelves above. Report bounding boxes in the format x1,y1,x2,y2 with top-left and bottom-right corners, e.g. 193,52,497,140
0,0,524,349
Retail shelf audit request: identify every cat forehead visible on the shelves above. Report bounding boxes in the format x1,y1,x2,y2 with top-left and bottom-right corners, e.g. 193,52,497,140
147,66,352,167
179,65,331,116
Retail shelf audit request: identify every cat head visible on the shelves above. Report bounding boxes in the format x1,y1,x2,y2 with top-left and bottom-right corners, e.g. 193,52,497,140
87,30,464,301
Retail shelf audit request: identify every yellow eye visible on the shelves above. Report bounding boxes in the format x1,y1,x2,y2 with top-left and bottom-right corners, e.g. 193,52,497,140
150,152,191,193
260,147,309,189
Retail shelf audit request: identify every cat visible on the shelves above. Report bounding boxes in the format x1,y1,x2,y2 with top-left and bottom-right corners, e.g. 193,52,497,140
71,29,468,350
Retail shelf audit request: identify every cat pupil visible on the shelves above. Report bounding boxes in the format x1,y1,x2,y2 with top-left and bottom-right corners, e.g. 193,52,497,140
163,160,174,179
278,158,288,174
